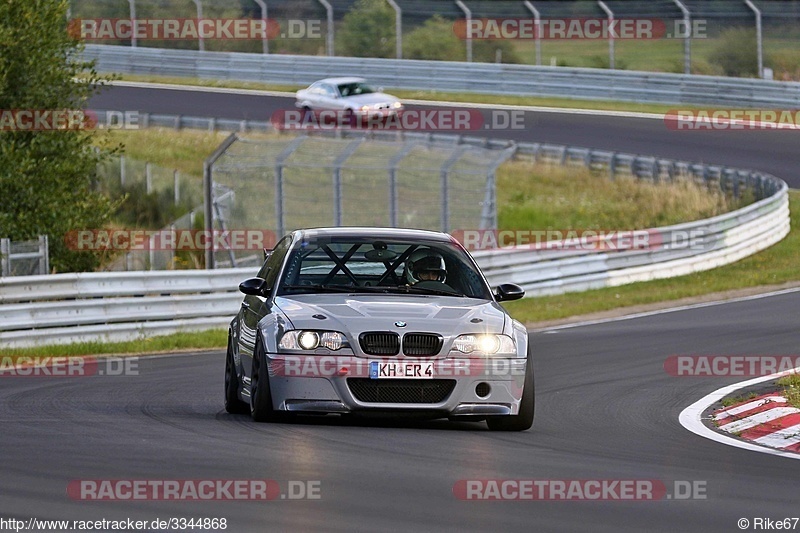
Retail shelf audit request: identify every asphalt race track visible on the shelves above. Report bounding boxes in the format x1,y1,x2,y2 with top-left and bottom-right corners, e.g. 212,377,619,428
3,292,800,531
2,85,796,531
89,84,800,187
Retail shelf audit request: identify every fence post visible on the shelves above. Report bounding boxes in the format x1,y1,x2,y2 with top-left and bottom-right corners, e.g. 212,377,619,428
455,1,472,62
0,238,9,277
145,162,152,194
387,0,402,59
120,154,126,186
317,0,334,56
39,235,49,275
332,138,366,226
204,132,238,269
128,0,137,48
192,0,205,52
440,145,471,232
597,1,615,69
253,0,269,54
672,0,692,74
523,2,541,66
745,0,763,78
174,170,180,205
274,136,308,237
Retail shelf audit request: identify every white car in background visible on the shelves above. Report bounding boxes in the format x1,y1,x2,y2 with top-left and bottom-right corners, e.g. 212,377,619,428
295,77,404,121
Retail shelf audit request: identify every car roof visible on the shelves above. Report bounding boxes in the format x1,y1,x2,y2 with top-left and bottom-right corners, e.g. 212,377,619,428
291,227,453,243
314,77,367,85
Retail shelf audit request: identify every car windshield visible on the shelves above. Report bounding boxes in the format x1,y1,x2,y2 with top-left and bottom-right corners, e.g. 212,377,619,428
337,82,375,97
277,237,492,299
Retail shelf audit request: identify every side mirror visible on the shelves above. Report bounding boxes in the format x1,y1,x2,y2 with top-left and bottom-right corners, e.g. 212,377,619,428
239,277,268,297
495,283,525,302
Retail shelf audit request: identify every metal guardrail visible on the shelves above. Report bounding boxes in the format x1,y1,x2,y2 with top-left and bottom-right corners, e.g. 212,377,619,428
0,136,788,347
83,44,800,107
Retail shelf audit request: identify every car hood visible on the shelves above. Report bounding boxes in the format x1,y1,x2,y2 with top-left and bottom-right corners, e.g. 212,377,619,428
274,294,506,338
343,92,400,106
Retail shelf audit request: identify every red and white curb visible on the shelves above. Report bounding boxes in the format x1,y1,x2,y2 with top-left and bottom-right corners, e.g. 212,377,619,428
679,368,800,461
712,393,800,452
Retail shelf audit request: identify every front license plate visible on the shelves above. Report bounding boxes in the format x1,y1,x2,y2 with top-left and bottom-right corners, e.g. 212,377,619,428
370,361,433,379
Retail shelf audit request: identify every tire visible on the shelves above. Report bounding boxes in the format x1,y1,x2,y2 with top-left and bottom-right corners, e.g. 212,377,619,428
486,354,534,432
224,333,249,414
250,336,280,422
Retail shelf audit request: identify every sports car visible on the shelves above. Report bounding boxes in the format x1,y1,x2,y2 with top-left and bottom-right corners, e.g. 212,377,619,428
225,227,533,431
295,77,404,121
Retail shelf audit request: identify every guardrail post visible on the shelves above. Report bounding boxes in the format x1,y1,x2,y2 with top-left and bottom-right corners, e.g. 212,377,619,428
609,153,617,180
744,0,763,78
523,2,542,66
455,1,472,62
597,1,615,69
120,154,126,186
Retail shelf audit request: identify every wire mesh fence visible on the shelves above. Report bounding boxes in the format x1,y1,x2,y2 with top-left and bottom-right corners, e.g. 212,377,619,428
206,130,515,268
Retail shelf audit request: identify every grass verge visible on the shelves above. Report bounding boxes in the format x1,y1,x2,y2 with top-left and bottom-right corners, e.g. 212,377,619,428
778,374,800,409
503,190,798,324
0,330,227,359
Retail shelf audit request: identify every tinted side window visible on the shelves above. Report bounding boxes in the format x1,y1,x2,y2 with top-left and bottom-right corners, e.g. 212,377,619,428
257,236,292,289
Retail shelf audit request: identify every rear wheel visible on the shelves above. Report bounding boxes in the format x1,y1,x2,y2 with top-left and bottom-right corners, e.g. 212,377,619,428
250,337,280,422
224,333,249,414
487,354,534,431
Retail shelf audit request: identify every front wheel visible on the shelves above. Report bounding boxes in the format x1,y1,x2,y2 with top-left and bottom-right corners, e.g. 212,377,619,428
487,355,534,431
224,333,249,414
250,336,280,422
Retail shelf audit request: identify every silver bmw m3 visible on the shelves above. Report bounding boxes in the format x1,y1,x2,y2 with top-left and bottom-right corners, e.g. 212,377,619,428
225,227,533,431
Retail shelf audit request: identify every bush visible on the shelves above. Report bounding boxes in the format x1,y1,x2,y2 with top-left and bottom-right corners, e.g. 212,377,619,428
337,0,395,58
404,15,521,63
709,27,759,77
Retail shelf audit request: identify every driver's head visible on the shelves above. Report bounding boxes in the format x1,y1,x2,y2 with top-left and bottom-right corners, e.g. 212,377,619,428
406,249,447,284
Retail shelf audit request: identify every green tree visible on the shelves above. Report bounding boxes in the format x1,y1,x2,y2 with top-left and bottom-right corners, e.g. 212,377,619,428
337,0,395,58
0,0,117,272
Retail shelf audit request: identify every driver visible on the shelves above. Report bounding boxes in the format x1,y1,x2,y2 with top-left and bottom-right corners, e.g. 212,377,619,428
405,249,447,285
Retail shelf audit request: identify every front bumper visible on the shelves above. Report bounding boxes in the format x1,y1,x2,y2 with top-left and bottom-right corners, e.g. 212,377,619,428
265,354,527,417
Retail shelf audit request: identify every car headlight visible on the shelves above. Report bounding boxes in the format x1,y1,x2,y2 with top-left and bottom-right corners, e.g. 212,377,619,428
392,101,402,109
450,334,516,356
360,105,371,112
279,330,348,351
